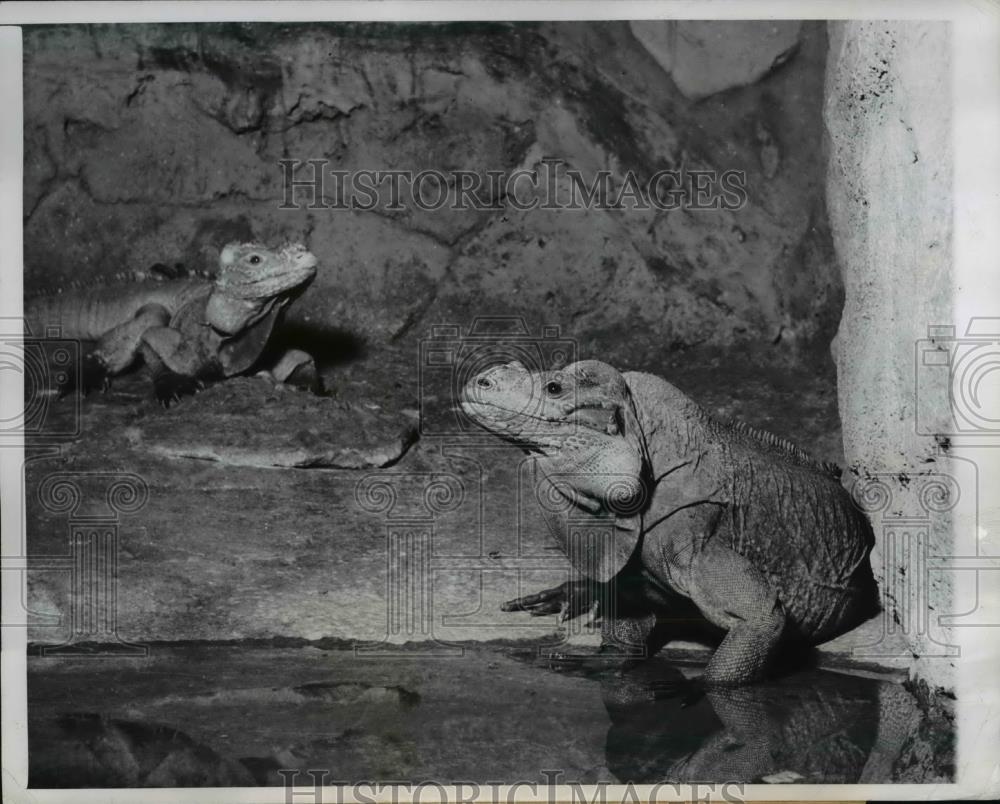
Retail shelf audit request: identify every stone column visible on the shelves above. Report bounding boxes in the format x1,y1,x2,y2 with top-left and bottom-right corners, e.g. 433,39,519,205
824,22,958,689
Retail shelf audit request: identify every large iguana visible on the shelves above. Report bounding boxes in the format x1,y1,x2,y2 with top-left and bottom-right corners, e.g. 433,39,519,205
26,242,319,405
461,359,879,687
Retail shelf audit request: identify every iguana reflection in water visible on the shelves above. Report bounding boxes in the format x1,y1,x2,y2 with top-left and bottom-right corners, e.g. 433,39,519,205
598,658,917,784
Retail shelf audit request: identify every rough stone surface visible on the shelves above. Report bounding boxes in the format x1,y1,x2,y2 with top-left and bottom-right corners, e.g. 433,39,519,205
25,347,847,649
24,21,839,355
132,377,417,469
630,21,803,100
825,21,956,690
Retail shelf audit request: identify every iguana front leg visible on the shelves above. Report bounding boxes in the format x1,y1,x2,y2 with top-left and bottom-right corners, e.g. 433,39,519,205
502,579,600,620
261,348,323,393
504,577,664,665
138,326,219,406
687,541,787,686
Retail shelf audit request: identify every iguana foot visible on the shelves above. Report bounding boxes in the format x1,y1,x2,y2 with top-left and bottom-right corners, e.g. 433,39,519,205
502,580,600,622
153,371,204,408
268,349,323,395
81,354,112,394
602,660,706,708
645,673,706,707
59,354,111,398
285,362,324,395
543,651,626,677
538,635,673,680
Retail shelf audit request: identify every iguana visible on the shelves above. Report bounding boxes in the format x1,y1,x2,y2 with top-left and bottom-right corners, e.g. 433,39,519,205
461,359,879,687
26,242,319,405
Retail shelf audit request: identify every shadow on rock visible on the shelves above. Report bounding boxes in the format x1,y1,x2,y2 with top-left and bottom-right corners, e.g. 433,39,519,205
265,321,368,369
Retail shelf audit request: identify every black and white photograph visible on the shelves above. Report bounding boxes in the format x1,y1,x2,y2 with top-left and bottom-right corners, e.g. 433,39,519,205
1,1,998,801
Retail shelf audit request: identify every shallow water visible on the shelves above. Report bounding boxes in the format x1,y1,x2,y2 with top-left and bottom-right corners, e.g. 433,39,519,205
27,643,947,787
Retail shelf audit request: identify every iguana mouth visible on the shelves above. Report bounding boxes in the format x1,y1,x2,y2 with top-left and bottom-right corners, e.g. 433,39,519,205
460,399,571,426
224,269,316,300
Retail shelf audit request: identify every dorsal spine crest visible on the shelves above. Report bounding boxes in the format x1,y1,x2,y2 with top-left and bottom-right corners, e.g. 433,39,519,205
720,418,842,479
26,267,215,299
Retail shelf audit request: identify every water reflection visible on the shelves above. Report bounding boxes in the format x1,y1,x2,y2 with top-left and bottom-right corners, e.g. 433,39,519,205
600,658,914,784
28,648,927,785
29,713,257,787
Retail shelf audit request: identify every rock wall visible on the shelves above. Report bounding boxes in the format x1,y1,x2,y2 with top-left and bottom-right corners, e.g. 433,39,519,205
629,20,802,101
825,21,956,690
23,21,839,364
24,21,919,667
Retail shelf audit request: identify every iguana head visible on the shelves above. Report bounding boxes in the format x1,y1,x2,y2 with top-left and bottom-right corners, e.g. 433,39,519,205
461,359,649,514
206,242,318,334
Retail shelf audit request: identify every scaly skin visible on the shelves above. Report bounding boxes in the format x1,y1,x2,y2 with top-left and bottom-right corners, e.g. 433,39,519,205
26,242,319,405
461,360,879,687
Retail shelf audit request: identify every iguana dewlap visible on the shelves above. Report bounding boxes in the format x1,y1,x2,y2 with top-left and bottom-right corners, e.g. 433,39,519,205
26,242,319,405
461,359,879,686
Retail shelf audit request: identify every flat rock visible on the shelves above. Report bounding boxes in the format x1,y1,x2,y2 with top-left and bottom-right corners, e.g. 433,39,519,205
22,347,869,655
131,377,418,469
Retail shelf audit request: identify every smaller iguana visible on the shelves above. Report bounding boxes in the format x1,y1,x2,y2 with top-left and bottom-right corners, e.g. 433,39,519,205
461,359,879,687
26,242,319,405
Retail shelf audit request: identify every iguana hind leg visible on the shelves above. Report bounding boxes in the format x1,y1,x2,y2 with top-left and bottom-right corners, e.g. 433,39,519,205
688,542,787,686
66,303,172,395
94,304,171,372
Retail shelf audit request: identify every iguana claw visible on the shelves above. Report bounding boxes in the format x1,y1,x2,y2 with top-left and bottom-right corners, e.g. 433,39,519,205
59,354,111,398
502,580,600,622
645,673,706,708
285,363,324,395
154,372,204,408
81,355,112,395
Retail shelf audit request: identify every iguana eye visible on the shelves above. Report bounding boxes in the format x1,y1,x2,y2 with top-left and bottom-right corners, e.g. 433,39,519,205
249,255,261,265
545,381,563,396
